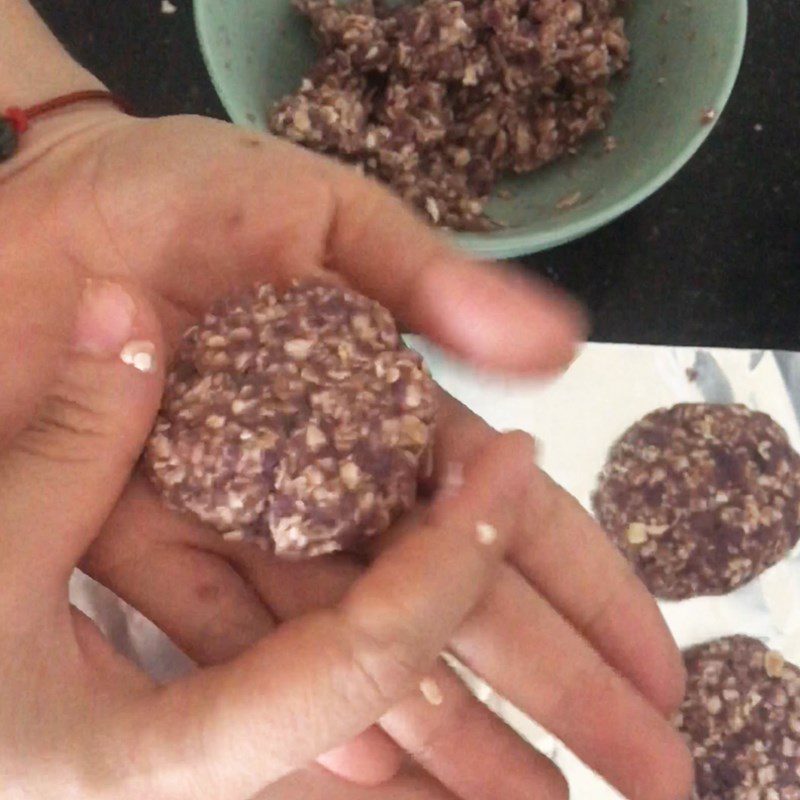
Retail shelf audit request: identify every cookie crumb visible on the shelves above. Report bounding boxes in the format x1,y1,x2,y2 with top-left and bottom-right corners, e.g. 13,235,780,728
420,677,444,706
701,108,717,125
476,521,498,546
120,340,157,374
604,135,618,153
161,0,177,13
765,650,785,679
425,197,441,225
556,190,583,211
625,522,649,545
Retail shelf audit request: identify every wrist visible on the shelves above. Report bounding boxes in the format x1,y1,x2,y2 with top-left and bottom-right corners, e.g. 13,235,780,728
0,103,129,184
0,1,129,179
0,0,106,104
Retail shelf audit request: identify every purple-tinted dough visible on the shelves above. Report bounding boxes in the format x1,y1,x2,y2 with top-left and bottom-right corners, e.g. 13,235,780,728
592,403,800,600
678,636,800,799
145,281,436,558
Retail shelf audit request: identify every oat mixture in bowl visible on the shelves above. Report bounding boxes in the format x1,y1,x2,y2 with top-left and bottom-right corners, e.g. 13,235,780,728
268,0,630,231
195,0,747,256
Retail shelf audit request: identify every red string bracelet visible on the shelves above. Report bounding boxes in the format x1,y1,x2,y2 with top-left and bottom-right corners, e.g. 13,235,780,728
0,90,129,163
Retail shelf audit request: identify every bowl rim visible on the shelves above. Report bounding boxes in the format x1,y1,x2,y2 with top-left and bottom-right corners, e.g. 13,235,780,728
194,0,748,259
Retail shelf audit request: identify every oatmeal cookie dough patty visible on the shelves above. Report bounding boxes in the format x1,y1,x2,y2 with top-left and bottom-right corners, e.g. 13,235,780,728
593,404,800,600
678,636,800,800
145,282,436,559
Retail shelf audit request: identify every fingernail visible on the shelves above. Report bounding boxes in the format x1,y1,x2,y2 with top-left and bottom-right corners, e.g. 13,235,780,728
72,280,136,356
73,281,158,374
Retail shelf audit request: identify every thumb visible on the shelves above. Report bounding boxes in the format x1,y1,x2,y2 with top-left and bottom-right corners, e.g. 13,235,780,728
0,279,164,584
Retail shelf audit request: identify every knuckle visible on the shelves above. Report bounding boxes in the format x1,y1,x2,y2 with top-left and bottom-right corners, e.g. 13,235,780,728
579,570,630,637
500,428,537,463
15,384,108,464
340,607,427,710
547,658,614,726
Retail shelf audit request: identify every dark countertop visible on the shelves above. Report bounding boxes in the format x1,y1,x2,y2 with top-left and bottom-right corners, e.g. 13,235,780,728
33,0,800,349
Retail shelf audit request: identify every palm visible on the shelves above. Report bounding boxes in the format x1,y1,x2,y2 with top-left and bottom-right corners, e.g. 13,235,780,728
54,116,349,335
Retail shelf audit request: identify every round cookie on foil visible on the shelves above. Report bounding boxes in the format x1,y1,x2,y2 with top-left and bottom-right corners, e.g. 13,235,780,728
677,636,800,800
145,282,436,558
592,404,800,600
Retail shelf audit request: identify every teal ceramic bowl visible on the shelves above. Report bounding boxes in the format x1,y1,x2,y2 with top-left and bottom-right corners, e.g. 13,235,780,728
195,0,747,258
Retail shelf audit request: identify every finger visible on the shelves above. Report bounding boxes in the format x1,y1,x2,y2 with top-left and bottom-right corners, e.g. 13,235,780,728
83,480,276,664
95,474,568,798
514,468,687,715
83,121,583,374
264,764,456,800
380,660,568,800
0,280,163,583
434,395,687,717
114,432,533,799
221,539,568,800
84,478,403,787
69,605,155,692
323,165,586,375
451,566,693,800
168,125,583,375
316,729,404,788
97,446,563,798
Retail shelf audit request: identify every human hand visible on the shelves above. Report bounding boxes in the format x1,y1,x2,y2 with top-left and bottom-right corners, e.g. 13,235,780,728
1,106,582,440
0,270,538,797
0,106,689,800
91,394,694,800
1,94,581,784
